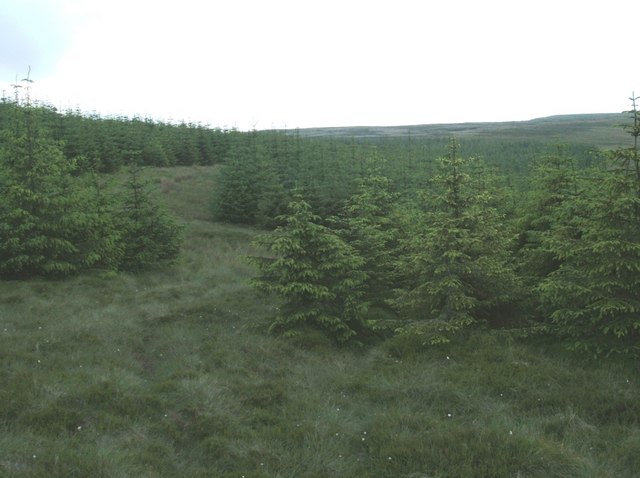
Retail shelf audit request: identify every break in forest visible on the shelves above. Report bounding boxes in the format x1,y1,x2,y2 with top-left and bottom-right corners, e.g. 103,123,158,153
1,86,639,359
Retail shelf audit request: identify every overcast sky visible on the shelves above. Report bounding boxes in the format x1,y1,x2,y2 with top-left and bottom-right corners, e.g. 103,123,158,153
1,0,638,130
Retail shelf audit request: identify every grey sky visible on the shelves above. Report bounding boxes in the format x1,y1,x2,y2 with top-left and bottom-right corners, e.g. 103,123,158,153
1,0,638,129
0,1,72,80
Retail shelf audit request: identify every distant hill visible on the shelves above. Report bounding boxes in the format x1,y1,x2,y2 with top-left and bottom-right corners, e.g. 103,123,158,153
288,113,630,149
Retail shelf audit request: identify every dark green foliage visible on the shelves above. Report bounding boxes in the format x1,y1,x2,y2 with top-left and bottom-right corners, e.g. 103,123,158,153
211,140,263,225
339,156,401,313
117,162,182,271
248,195,369,342
393,140,520,342
212,132,364,228
538,97,640,356
0,100,108,278
75,176,124,271
515,145,579,284
0,101,229,172
538,168,640,356
205,116,608,229
0,96,183,278
206,129,592,231
0,131,77,277
173,122,202,165
254,162,290,229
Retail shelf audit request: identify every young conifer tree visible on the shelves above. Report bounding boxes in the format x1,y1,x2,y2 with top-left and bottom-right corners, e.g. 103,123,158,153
392,139,519,343
71,162,124,271
212,134,261,224
514,145,580,313
0,75,101,277
117,159,182,271
248,193,369,343
340,155,401,315
538,95,640,356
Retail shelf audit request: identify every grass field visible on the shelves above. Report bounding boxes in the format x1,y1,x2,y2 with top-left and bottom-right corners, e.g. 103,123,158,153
1,166,638,477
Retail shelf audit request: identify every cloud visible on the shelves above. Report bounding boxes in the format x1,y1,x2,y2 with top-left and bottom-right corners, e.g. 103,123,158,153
0,0,73,79
3,0,638,128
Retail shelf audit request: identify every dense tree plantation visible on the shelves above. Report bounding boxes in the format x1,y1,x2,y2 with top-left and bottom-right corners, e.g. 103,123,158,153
0,86,182,277
1,85,639,357
242,99,640,358
3,84,640,476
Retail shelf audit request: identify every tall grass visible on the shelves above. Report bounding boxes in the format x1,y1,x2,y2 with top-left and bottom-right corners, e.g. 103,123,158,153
1,166,638,477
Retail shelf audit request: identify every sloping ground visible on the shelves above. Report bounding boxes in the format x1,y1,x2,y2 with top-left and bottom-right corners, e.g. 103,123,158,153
289,113,629,148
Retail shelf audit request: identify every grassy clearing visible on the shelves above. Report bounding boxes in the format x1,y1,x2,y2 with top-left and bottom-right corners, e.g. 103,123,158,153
1,166,638,477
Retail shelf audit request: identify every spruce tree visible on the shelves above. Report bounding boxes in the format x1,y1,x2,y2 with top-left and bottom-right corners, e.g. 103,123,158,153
248,194,369,343
212,136,261,224
0,79,106,278
340,156,401,315
255,159,290,229
538,95,640,356
514,145,580,313
71,164,124,271
117,160,182,271
392,140,519,343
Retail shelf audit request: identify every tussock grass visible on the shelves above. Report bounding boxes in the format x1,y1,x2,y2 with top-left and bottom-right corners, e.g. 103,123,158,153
1,166,638,477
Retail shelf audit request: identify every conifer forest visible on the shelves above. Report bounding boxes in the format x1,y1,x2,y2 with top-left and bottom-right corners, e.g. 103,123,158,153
1,86,639,477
